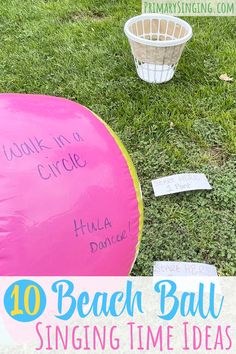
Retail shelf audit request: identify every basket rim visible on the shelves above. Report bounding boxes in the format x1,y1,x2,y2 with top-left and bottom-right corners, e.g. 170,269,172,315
124,14,192,47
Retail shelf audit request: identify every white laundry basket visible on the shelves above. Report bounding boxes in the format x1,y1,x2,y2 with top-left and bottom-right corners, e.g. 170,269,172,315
124,14,192,84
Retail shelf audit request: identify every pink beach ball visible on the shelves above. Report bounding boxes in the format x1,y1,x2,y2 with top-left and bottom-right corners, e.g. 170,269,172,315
0,94,143,275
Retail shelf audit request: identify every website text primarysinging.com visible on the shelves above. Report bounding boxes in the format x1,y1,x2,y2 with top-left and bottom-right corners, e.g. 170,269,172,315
142,0,236,16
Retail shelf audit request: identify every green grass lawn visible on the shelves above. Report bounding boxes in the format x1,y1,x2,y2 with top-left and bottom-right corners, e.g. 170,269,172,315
0,0,235,275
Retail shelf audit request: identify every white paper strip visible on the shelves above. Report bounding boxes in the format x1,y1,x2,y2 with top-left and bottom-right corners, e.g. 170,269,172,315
153,261,219,293
152,173,212,197
153,261,218,277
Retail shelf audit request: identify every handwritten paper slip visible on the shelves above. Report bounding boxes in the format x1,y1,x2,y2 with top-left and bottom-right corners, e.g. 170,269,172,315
152,173,212,197
153,261,219,293
153,261,217,277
